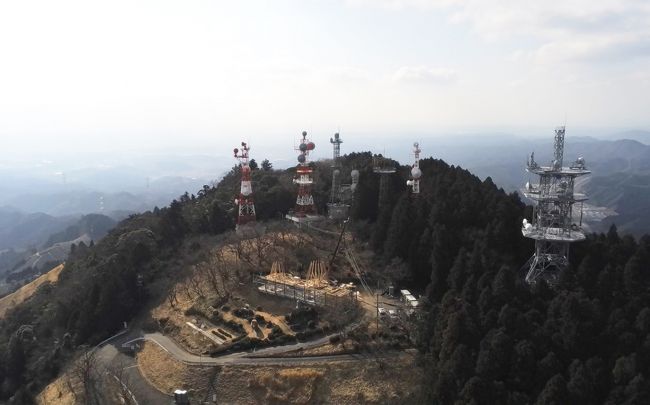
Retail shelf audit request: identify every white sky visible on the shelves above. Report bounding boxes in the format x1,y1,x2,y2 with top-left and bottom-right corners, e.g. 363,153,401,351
1,0,649,157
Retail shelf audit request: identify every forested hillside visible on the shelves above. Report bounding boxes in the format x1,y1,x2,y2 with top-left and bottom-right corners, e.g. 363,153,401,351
0,153,648,404
350,156,650,404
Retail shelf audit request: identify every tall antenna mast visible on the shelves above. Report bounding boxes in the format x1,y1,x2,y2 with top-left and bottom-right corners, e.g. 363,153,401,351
373,151,396,212
553,126,565,169
406,142,422,194
234,142,257,230
292,131,317,219
327,132,351,220
331,132,342,162
521,126,590,285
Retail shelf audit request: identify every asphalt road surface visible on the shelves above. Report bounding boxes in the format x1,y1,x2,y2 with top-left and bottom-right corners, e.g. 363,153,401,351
95,322,371,403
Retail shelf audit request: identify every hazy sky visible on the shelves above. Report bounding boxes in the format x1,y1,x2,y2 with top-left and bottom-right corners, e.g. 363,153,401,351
1,0,649,158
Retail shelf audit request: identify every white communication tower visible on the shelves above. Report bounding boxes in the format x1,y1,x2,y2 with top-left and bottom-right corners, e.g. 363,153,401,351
406,142,422,194
521,126,590,285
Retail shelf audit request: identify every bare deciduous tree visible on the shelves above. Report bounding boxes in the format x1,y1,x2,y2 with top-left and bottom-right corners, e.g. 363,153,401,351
167,283,179,308
68,349,100,405
198,251,230,299
187,265,206,299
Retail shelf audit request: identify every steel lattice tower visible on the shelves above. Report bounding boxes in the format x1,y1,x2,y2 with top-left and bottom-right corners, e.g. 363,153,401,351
331,132,342,162
373,154,396,211
293,131,317,217
521,126,590,285
328,132,350,220
406,142,422,194
233,142,256,228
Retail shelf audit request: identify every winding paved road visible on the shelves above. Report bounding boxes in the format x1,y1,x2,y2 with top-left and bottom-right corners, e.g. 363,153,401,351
95,324,376,402
112,322,362,366
96,339,170,404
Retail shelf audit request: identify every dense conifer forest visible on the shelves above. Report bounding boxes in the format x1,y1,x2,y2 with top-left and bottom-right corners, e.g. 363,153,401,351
0,152,648,404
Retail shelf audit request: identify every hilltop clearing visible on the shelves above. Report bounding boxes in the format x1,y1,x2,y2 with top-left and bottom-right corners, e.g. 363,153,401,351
147,225,363,357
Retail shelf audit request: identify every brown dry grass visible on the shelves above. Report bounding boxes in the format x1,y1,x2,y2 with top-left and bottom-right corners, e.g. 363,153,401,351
250,368,324,404
0,264,64,319
35,373,76,405
215,354,423,405
294,340,356,357
136,341,216,398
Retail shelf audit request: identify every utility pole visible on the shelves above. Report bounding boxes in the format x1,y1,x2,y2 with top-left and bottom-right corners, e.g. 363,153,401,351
329,218,349,267
376,293,379,332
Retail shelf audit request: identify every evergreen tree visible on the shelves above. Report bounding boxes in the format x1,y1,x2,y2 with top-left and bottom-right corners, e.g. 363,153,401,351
536,374,568,405
261,159,272,171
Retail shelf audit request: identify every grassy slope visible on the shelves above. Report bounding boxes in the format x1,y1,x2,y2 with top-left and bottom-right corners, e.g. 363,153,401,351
0,264,64,319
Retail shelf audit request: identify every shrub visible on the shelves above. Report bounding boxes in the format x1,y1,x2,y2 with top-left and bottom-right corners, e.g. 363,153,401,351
286,307,319,331
286,307,318,324
233,307,254,320
209,310,223,324
268,325,285,340
184,306,203,317
232,337,264,351
275,334,297,345
225,320,246,334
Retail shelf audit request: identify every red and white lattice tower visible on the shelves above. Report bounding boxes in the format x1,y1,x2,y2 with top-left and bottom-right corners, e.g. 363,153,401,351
293,131,317,217
233,142,256,227
406,142,422,194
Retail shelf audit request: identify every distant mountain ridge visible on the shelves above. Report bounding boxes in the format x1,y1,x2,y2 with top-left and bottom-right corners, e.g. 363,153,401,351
584,172,650,237
3,191,151,217
0,207,77,251
8,234,91,280
43,214,117,248
0,213,117,283
609,130,650,145
425,136,650,235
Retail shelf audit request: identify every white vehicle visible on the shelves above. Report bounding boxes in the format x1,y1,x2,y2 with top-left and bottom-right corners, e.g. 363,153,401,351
378,307,387,317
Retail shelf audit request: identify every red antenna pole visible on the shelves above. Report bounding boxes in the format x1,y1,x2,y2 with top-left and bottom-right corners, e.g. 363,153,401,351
293,131,317,217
